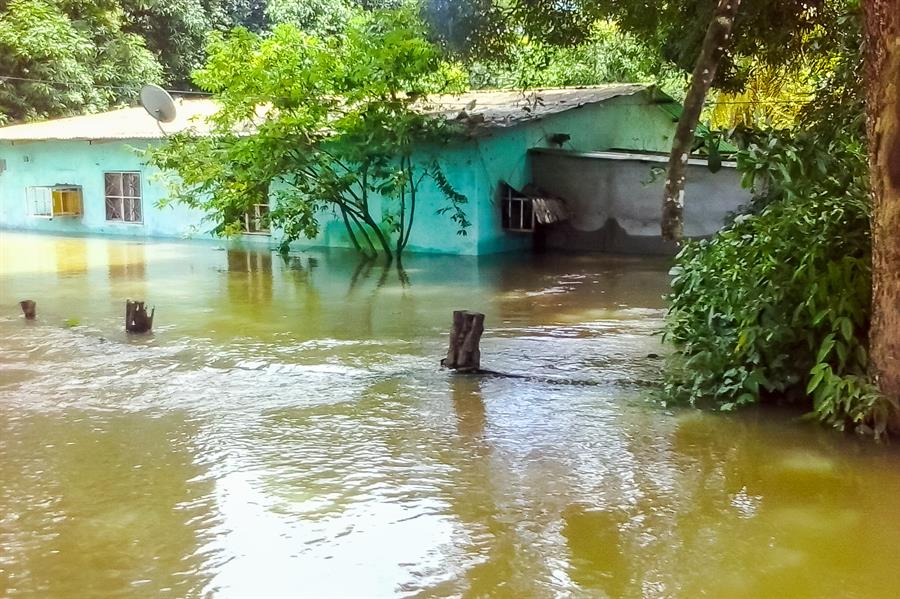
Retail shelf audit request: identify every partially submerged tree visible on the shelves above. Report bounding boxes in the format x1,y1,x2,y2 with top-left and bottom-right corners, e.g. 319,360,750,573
863,0,900,425
663,5,900,436
146,9,470,259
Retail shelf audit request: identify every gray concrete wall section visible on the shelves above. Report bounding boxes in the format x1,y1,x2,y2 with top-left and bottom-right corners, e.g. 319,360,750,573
529,148,752,254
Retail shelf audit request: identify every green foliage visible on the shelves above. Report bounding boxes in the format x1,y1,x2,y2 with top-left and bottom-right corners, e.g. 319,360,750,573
130,1,406,86
424,0,857,90
709,7,862,131
265,0,404,32
265,0,359,33
468,22,685,97
146,8,470,258
664,124,897,437
709,65,814,130
120,0,220,88
431,162,470,234
0,0,388,121
0,0,162,122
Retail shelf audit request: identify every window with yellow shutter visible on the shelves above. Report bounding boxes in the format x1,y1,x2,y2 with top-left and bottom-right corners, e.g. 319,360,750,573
26,186,83,218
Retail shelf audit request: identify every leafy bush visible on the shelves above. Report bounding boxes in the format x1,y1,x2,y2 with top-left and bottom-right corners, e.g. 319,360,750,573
664,129,897,437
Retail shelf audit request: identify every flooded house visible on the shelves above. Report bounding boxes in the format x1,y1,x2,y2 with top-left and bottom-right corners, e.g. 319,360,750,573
0,85,750,255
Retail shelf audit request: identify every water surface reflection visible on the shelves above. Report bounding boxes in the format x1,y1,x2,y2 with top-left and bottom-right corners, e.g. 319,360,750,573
2,232,900,598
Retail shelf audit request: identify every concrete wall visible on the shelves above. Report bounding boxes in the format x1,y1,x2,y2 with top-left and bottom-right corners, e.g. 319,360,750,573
0,140,211,240
283,92,681,255
469,93,679,254
530,149,752,254
0,92,685,255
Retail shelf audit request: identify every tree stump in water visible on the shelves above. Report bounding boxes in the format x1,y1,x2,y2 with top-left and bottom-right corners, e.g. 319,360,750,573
19,300,36,320
442,310,485,372
125,300,154,333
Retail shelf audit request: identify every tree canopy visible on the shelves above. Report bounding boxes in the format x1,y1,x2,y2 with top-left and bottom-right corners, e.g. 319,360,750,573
467,21,685,96
146,9,470,258
0,0,162,123
423,0,853,90
0,0,400,122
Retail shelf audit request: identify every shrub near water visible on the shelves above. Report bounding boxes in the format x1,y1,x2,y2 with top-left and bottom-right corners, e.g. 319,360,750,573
664,130,896,437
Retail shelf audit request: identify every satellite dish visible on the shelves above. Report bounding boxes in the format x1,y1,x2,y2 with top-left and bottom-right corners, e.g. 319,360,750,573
140,84,177,123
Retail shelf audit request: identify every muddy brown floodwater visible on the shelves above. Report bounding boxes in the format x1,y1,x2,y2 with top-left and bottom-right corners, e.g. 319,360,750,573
2,231,900,598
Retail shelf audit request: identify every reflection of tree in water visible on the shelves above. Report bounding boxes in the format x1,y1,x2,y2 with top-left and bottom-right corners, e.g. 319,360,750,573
278,254,324,338
337,257,419,341
0,412,216,597
554,411,880,597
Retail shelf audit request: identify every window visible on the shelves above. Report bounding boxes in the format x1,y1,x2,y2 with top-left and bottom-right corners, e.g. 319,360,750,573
500,182,568,233
104,172,142,223
242,202,270,235
501,187,535,233
27,186,83,218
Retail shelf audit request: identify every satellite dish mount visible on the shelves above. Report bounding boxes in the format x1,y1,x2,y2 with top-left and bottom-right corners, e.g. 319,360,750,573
140,84,177,135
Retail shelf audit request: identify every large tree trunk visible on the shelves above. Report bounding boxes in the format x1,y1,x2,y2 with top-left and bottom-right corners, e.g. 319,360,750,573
864,0,900,412
661,0,741,241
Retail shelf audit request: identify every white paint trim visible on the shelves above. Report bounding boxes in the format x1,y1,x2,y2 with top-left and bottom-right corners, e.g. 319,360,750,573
530,147,738,168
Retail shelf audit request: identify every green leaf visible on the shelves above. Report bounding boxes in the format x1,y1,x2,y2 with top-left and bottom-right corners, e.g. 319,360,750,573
839,317,853,342
817,334,836,364
807,368,825,394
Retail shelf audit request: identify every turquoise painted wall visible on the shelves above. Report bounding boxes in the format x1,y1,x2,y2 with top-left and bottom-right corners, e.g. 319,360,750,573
0,92,677,255
468,93,677,254
285,141,483,255
0,140,214,240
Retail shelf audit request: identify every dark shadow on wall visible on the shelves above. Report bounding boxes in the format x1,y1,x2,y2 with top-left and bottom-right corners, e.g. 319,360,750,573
543,218,683,255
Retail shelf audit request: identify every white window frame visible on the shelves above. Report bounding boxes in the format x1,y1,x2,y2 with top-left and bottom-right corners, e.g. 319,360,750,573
104,171,143,224
26,185,83,219
242,202,271,235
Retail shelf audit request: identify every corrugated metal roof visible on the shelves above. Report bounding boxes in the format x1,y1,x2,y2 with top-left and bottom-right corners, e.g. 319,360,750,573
426,84,649,133
0,84,652,142
0,99,220,141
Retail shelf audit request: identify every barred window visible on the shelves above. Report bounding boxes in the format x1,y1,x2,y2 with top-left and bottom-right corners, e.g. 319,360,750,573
104,172,142,223
242,202,270,235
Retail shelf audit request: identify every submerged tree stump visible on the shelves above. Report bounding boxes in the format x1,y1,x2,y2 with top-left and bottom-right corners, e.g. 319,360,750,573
19,300,36,320
125,300,154,333
442,310,485,372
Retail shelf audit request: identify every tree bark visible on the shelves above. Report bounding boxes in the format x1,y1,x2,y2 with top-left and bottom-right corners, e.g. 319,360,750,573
661,0,741,241
125,300,155,333
864,0,900,412
19,300,36,320
442,310,485,372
